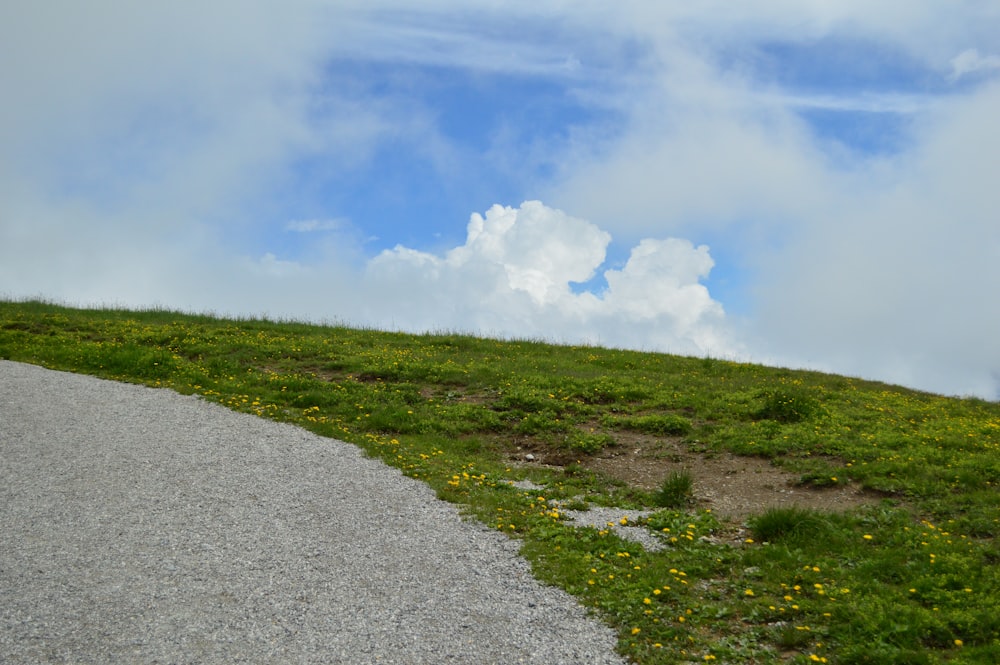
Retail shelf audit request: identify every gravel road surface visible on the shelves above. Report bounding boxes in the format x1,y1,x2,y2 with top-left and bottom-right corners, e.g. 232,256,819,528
0,360,626,664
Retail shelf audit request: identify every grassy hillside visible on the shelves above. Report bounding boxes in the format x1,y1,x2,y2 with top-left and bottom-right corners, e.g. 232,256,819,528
2,300,998,664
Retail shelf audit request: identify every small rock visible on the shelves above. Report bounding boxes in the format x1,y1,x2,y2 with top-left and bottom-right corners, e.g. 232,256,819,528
524,453,536,462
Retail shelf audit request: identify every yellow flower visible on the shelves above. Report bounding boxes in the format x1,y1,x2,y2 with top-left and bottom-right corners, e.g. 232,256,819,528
631,627,641,635
955,639,964,647
745,589,755,596
863,534,873,540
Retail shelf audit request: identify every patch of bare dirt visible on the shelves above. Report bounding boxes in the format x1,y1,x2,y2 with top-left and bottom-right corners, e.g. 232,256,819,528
507,430,881,524
581,433,878,522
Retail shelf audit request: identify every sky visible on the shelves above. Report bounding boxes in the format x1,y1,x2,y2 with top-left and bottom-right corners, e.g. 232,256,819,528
2,2,999,399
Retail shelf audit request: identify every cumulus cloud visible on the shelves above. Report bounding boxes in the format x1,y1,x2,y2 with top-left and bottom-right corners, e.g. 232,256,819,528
449,201,609,305
361,202,736,356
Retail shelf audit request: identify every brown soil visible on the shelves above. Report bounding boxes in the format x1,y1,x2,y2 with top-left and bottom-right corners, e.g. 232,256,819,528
511,431,879,524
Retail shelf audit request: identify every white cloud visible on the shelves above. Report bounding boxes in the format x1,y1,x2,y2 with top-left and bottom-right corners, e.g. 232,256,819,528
603,239,718,324
330,10,586,78
362,202,737,356
0,2,401,231
251,253,307,278
745,82,1000,398
285,219,349,233
950,49,1000,80
449,201,609,305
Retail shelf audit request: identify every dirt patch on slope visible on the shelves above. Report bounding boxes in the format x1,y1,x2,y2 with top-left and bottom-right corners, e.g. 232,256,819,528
581,434,877,522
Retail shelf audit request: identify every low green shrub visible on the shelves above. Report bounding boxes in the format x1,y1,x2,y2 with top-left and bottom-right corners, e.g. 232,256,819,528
753,388,819,423
603,414,692,436
565,431,616,454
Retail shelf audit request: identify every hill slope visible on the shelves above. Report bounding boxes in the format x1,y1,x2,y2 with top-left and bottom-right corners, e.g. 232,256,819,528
2,300,999,663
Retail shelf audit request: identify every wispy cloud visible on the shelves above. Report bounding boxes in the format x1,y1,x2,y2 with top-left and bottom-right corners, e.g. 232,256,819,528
757,90,937,114
950,48,1000,80
331,10,590,78
285,219,349,233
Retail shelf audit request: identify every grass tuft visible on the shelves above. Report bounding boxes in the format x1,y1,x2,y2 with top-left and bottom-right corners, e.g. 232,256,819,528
654,470,694,508
748,506,830,543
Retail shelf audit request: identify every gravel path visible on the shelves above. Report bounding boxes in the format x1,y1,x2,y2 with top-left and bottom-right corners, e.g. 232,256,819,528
0,360,626,664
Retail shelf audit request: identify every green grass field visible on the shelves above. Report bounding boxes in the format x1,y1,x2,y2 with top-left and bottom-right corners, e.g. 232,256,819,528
2,300,998,663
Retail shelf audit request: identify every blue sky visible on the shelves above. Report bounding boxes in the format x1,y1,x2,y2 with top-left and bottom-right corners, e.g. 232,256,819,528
2,2,999,399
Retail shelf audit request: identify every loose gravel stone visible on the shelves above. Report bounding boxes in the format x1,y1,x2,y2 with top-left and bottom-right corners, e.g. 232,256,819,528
0,360,627,664
560,508,665,552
